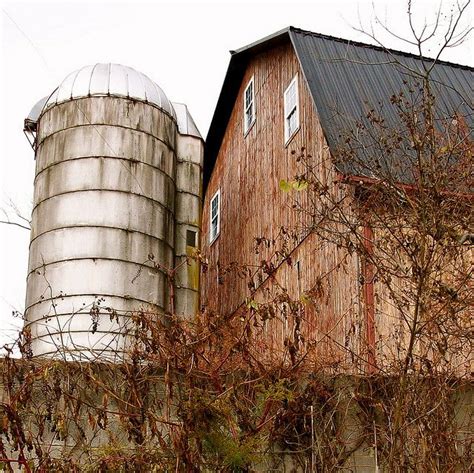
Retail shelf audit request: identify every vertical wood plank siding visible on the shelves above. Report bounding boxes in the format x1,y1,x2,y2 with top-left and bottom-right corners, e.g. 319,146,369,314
202,42,366,371
201,40,471,376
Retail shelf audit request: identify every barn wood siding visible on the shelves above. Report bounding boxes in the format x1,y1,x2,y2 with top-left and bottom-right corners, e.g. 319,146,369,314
372,224,473,376
201,42,366,371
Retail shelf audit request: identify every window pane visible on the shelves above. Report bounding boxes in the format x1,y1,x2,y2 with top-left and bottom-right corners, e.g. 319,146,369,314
211,221,217,239
210,191,220,242
288,108,297,134
245,83,253,109
211,195,219,215
186,230,197,247
285,83,296,115
284,76,298,142
244,78,255,133
246,103,254,129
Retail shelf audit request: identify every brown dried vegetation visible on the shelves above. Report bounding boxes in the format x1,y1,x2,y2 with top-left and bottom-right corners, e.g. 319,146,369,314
0,2,473,471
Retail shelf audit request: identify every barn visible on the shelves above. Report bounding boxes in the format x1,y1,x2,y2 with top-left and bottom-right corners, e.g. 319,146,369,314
201,26,473,374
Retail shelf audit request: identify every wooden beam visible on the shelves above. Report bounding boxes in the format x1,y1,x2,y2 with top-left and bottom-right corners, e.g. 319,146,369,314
363,223,377,373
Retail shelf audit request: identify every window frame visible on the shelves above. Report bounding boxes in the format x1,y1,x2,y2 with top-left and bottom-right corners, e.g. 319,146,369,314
284,74,300,144
243,75,255,135
209,189,221,244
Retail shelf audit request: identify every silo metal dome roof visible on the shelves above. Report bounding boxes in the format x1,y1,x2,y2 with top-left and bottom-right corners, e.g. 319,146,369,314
42,63,176,118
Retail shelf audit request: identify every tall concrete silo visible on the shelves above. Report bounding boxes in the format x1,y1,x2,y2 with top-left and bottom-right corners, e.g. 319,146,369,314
24,64,203,360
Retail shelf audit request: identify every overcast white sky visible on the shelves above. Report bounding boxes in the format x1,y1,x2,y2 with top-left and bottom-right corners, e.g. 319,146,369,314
0,0,472,349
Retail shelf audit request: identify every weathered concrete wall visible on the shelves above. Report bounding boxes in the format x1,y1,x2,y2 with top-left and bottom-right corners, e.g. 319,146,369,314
0,362,471,472
174,133,204,318
25,97,177,359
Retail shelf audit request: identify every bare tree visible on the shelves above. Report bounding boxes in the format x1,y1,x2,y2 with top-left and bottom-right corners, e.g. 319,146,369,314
0,2,471,472
0,198,31,231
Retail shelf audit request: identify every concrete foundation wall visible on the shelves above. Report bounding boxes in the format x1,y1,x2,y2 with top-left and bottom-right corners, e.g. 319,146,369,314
0,365,471,471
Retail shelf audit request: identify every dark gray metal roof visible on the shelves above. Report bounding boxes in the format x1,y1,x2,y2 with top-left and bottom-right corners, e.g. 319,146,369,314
204,26,473,188
290,28,473,179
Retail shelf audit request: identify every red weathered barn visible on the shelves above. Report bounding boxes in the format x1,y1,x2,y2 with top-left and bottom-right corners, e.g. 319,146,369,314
201,27,472,374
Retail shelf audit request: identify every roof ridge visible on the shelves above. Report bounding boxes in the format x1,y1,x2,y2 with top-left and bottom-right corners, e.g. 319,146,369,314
289,26,474,71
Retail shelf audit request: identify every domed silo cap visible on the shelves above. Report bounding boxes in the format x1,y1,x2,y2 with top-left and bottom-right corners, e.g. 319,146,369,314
29,63,176,123
172,102,202,139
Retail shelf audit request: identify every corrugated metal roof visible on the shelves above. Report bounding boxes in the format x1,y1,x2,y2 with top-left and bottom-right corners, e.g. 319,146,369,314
204,27,473,188
289,27,473,178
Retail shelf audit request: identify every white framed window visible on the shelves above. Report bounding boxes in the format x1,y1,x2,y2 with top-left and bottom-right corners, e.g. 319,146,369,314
243,76,255,134
284,74,300,143
209,189,220,243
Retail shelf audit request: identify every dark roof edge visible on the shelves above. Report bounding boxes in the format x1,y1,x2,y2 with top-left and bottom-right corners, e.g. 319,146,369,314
231,27,291,55
289,26,473,71
204,29,293,190
231,25,472,70
203,54,247,189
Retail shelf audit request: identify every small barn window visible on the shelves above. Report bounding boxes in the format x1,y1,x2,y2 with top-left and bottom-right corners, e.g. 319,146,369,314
243,76,255,134
284,74,299,143
209,189,220,243
186,230,197,247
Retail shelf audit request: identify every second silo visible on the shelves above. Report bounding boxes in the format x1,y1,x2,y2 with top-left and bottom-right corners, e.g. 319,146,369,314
24,63,203,360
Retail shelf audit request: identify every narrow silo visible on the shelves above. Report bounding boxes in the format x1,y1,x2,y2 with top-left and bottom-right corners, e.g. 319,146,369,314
23,64,200,360
172,103,204,318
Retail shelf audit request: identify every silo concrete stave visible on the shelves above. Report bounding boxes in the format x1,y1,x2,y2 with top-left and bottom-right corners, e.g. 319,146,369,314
24,64,187,360
172,103,204,318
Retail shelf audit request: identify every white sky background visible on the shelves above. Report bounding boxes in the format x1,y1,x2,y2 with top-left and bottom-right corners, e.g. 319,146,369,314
0,0,472,350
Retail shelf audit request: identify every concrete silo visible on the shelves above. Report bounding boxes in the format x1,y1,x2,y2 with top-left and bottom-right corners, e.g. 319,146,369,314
24,64,203,360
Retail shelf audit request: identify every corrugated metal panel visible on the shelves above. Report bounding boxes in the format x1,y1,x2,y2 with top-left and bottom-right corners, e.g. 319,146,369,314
71,64,95,98
89,63,110,95
56,70,77,103
42,63,176,119
289,28,473,178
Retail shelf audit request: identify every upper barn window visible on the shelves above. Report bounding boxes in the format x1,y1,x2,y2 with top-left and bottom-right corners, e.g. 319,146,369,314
243,76,255,134
284,74,300,143
209,189,220,244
